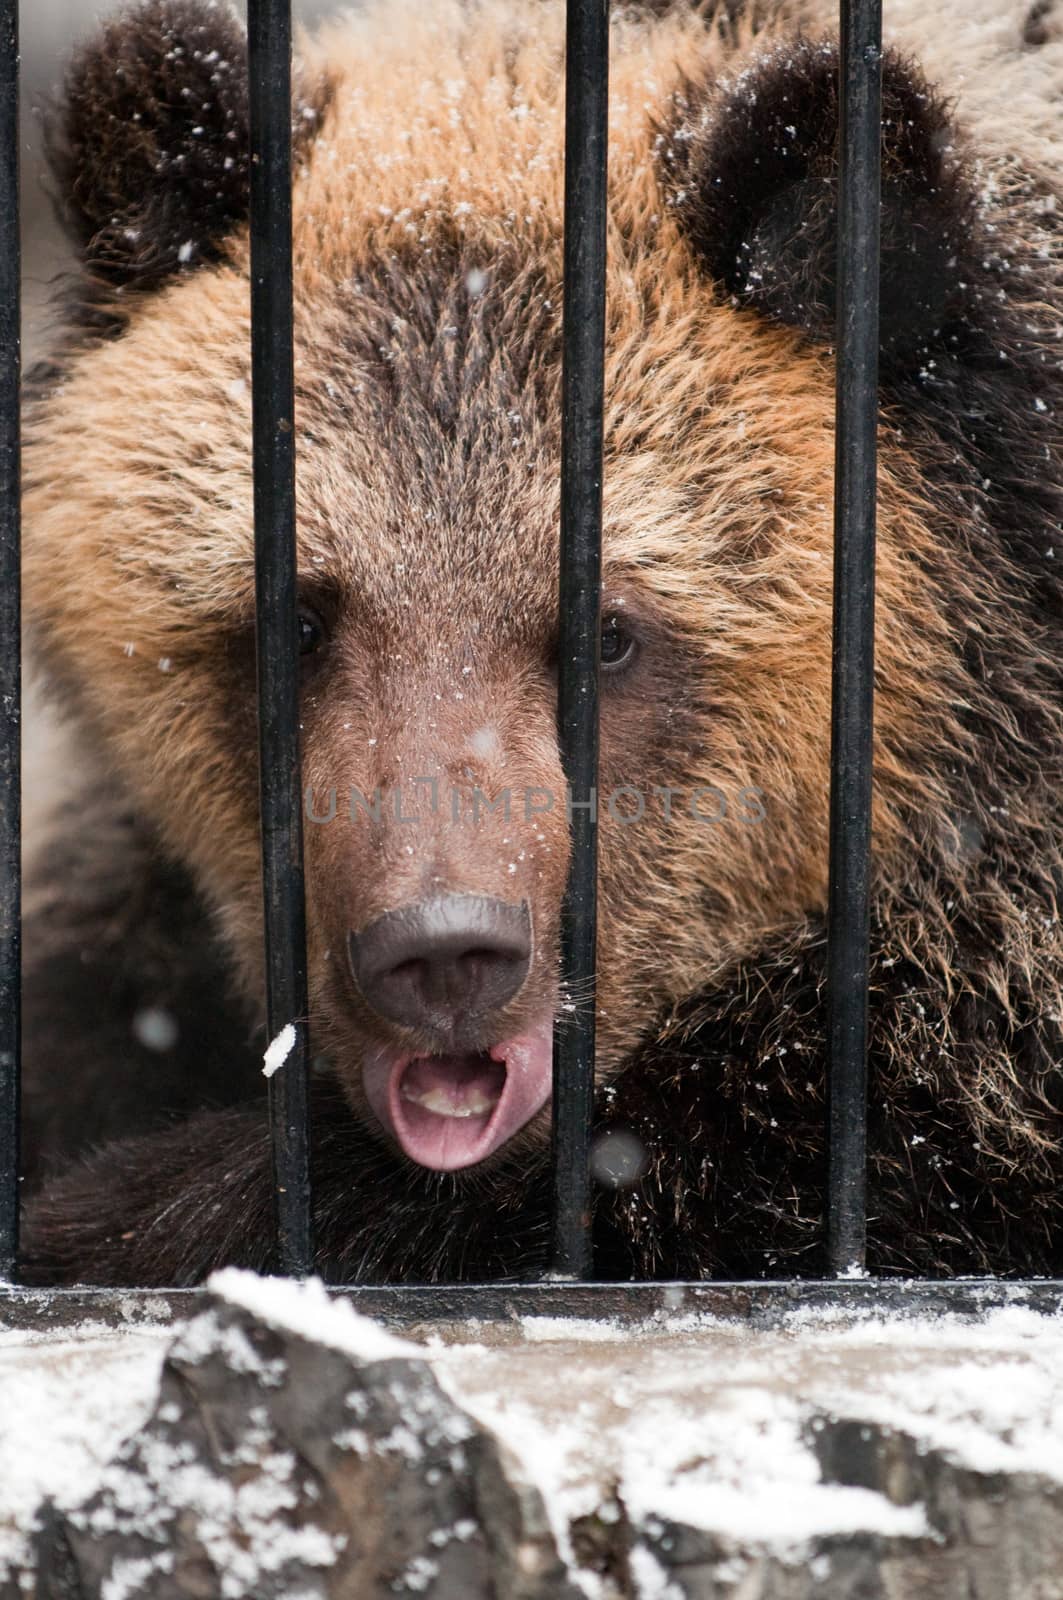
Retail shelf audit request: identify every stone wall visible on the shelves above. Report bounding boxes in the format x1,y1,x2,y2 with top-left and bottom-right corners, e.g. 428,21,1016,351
4,1273,1063,1598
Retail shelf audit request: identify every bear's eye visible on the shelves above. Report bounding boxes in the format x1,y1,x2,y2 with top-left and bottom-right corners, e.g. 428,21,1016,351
600,615,637,672
298,606,327,657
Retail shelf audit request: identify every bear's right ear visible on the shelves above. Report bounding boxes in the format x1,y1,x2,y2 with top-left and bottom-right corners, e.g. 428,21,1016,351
661,39,977,371
48,0,325,290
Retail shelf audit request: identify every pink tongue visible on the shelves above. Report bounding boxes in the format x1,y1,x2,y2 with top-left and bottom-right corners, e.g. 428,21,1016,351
363,1015,555,1172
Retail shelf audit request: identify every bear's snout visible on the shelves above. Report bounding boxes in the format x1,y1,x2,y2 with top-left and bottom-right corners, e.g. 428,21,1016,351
347,894,532,1041
350,894,554,1171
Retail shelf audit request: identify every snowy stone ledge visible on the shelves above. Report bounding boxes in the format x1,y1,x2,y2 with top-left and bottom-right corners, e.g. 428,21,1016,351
4,1276,1063,1598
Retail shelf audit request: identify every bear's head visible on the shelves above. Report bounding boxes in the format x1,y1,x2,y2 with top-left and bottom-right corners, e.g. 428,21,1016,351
24,0,1063,1172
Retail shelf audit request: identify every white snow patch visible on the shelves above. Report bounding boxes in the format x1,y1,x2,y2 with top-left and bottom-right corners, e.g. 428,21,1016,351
444,1361,928,1568
262,1022,296,1077
617,1389,929,1550
84,1438,346,1598
432,1303,1063,1568
209,1270,420,1364
519,1316,630,1344
0,1322,170,1577
170,1306,286,1383
628,1544,685,1600
811,1305,1063,1482
101,1552,174,1600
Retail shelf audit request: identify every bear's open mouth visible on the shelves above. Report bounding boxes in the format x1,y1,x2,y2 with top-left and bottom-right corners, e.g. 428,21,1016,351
399,1054,507,1119
362,1013,554,1171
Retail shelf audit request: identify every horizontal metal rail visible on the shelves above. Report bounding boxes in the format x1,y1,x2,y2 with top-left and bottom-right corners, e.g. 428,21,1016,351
3,1279,1063,1333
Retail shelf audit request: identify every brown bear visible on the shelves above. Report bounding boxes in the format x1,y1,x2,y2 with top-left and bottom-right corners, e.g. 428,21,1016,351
18,0,1063,1284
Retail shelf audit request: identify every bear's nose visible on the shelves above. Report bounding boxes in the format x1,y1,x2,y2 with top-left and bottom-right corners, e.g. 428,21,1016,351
348,895,532,1033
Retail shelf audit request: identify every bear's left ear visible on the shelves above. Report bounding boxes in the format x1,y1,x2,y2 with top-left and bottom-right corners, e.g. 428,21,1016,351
661,40,976,369
47,0,328,290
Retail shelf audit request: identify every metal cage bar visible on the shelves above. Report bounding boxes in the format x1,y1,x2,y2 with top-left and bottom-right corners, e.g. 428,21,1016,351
247,0,313,1277
0,0,18,1284
826,0,883,1277
550,0,610,1280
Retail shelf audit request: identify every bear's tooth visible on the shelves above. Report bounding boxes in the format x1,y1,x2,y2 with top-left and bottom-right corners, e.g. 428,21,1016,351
401,1086,496,1118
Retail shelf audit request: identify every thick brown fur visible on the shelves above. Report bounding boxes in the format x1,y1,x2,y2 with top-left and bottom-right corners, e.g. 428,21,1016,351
46,0,332,289
20,760,262,1189
20,0,1063,1282
22,917,1063,1284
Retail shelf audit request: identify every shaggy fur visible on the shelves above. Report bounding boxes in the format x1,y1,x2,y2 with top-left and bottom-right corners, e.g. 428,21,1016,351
19,0,1063,1282
22,916,1063,1284
21,763,262,1189
662,42,979,362
48,0,330,289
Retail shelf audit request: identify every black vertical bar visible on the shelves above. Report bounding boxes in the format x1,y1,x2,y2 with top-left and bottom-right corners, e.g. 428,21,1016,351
551,0,609,1280
826,0,882,1277
247,0,312,1275
0,0,18,1284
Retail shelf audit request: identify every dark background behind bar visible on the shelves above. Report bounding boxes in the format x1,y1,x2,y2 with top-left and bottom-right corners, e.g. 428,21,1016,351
247,0,313,1276
0,0,20,1283
551,0,610,1280
826,0,882,1277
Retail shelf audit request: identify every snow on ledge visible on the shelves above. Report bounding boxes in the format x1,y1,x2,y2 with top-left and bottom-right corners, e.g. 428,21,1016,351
207,1269,420,1363
429,1302,1063,1567
7,1285,1063,1589
0,1323,170,1578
